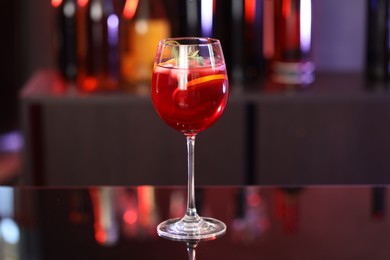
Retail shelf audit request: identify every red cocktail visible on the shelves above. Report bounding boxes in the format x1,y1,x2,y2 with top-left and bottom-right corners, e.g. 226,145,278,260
152,61,228,134
152,38,228,241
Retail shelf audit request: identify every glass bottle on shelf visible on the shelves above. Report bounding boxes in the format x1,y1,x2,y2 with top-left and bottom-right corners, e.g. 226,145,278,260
268,0,314,90
53,0,78,81
75,0,88,85
119,0,171,94
243,0,265,84
178,0,201,37
78,0,120,93
213,0,265,87
365,0,389,86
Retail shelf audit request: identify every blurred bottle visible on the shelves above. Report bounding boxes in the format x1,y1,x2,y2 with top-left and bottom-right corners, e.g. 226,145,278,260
365,0,389,86
78,0,120,93
53,0,78,81
174,0,200,37
213,0,265,87
120,0,171,93
75,0,88,84
268,0,314,89
244,0,265,84
227,0,246,85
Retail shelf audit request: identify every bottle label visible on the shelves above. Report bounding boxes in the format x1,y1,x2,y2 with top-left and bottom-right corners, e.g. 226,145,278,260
271,61,315,85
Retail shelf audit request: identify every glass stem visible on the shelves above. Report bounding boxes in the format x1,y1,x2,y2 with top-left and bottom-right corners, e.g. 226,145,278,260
184,135,200,222
187,242,198,260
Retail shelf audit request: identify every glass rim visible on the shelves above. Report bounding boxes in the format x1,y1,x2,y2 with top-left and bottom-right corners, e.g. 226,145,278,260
159,37,221,47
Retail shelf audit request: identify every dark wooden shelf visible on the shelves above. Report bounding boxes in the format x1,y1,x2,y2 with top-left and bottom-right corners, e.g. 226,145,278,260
20,70,390,186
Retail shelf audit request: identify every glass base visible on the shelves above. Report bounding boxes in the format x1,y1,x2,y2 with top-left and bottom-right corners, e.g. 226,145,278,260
157,217,226,242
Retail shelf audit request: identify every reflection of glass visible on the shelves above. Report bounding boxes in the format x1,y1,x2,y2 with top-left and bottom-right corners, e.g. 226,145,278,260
183,239,224,260
136,186,159,236
89,187,119,246
232,187,269,242
186,241,198,260
119,188,139,238
0,187,20,259
152,37,228,241
274,187,303,234
371,187,386,220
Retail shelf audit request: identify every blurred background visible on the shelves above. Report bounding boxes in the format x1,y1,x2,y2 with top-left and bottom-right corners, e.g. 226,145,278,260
2,0,390,186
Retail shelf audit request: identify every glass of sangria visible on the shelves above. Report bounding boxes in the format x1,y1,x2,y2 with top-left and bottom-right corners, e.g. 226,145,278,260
152,37,228,241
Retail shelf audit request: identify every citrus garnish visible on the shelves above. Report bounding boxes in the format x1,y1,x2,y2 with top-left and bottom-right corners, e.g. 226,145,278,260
186,74,227,87
172,73,227,108
161,58,176,66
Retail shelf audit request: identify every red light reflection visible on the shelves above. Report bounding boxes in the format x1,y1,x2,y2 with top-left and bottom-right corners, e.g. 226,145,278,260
247,192,262,207
245,0,256,24
123,0,139,19
81,77,98,92
282,0,292,17
77,0,88,7
123,209,138,225
51,0,62,8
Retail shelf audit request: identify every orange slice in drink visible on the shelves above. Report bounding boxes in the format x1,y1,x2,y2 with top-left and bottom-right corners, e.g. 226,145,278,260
186,74,227,87
160,58,176,66
173,73,228,109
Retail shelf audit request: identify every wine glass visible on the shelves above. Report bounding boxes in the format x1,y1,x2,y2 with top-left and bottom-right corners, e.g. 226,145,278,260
151,37,229,241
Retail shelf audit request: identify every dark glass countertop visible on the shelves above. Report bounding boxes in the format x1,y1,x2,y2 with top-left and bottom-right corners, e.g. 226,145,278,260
0,185,389,259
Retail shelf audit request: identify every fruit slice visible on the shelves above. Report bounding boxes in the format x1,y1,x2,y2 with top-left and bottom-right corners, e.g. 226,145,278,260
186,74,227,87
173,74,227,109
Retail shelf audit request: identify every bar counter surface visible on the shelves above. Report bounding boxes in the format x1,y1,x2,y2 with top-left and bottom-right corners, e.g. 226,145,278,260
0,185,389,259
